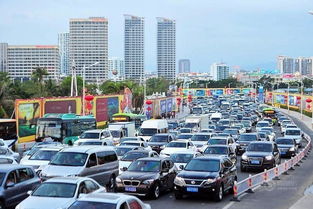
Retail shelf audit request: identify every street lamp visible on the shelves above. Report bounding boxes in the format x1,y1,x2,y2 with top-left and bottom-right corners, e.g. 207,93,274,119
302,75,313,127
82,62,100,116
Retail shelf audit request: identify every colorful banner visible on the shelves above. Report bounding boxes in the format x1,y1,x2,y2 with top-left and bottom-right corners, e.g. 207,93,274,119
166,98,173,113
160,100,167,114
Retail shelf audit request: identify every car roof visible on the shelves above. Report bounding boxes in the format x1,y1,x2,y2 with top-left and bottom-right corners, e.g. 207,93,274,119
171,150,199,155
250,141,273,145
61,146,115,153
84,129,103,133
37,146,65,151
78,193,132,204
206,145,229,148
136,157,163,161
0,164,33,172
170,140,189,143
126,150,150,154
45,177,92,184
153,133,171,136
285,128,301,131
241,133,258,136
194,155,225,161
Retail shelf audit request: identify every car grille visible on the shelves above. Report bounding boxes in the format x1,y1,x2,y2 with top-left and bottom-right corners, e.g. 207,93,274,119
279,148,289,152
123,180,141,187
248,157,263,165
184,179,204,185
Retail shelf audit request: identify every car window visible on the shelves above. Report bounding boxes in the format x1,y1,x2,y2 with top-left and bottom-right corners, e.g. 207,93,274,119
224,159,233,168
128,199,142,209
84,180,100,192
162,161,168,170
17,168,32,183
120,202,130,209
87,153,97,167
6,170,17,185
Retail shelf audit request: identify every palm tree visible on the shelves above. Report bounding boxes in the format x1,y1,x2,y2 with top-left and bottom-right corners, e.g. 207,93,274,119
31,67,49,96
0,72,13,117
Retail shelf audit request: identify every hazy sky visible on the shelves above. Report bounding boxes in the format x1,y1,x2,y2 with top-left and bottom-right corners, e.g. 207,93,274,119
1,0,313,72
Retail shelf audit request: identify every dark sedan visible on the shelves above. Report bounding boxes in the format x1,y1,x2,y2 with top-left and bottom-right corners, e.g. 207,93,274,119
174,156,237,201
276,137,298,157
236,133,259,155
147,134,175,153
240,141,281,171
204,145,237,164
116,157,177,199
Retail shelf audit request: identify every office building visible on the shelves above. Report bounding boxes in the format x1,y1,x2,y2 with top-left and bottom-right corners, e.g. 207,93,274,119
69,17,108,82
0,43,8,73
178,59,190,73
294,57,313,76
157,17,176,81
6,45,59,80
124,15,144,82
210,63,230,81
108,57,125,81
58,32,70,75
277,56,294,74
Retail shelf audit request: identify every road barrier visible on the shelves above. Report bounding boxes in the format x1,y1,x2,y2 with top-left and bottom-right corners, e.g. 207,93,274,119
232,133,312,201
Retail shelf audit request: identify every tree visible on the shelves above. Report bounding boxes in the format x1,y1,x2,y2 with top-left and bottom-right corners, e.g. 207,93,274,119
146,77,170,95
59,76,83,96
0,72,12,117
31,67,49,97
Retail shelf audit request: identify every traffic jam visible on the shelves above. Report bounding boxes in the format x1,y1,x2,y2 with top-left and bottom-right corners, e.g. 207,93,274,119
1,95,308,209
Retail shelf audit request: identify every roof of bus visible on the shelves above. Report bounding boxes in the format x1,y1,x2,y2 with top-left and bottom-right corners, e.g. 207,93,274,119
0,119,16,123
113,113,146,118
42,113,95,120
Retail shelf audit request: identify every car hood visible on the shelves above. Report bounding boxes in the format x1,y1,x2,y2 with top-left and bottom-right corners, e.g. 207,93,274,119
18,196,75,209
245,151,272,157
178,170,219,179
119,171,159,181
41,165,82,177
148,142,167,147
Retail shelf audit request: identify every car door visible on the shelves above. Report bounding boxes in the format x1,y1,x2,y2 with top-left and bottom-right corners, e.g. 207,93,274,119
3,170,19,207
273,144,280,164
159,160,170,191
80,153,99,182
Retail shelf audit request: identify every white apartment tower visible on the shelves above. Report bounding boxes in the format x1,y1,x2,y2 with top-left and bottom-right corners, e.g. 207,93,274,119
0,43,8,73
108,57,125,81
69,17,108,82
58,32,70,75
157,17,176,81
277,56,294,74
124,15,144,82
210,63,230,81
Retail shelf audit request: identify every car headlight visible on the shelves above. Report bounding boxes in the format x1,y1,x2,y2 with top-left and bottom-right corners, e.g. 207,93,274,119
289,147,295,152
174,176,185,186
142,179,155,185
160,145,165,149
265,155,273,161
241,154,248,161
205,178,217,184
116,177,122,183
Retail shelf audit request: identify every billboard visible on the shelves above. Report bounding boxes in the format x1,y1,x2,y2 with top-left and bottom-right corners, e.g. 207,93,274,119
44,98,81,114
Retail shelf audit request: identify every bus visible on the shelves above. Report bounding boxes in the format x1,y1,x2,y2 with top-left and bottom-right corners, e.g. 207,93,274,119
262,107,277,124
0,119,17,149
36,114,96,145
112,113,146,129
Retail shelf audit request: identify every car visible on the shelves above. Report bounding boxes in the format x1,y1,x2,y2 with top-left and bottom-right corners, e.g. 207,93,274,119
0,165,41,209
258,131,270,141
168,120,179,130
241,120,253,132
200,129,214,133
223,128,240,140
173,155,237,201
169,151,202,171
176,133,194,140
15,177,106,209
232,124,246,134
119,150,159,173
276,137,298,157
77,138,114,146
280,120,293,133
0,156,18,164
190,133,212,148
283,128,303,147
119,137,145,144
260,127,276,141
66,193,151,209
116,157,177,199
0,147,20,162
203,145,237,164
119,141,152,151
236,133,259,155
75,129,113,145
215,125,228,133
147,133,175,153
160,140,197,158
263,118,273,126
21,142,62,161
205,137,236,153
256,121,271,132
240,141,281,171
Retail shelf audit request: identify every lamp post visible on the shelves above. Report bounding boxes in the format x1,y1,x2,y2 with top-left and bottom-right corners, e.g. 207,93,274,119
82,62,100,116
287,83,290,113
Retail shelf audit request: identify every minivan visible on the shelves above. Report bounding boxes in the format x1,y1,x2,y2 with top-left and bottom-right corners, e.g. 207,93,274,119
40,146,119,189
138,119,168,141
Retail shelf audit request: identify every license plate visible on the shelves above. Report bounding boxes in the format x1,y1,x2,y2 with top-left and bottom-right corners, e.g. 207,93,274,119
281,151,286,154
125,187,136,192
186,187,198,192
251,160,260,165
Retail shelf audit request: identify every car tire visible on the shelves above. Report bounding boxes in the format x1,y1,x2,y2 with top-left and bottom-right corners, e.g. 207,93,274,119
151,182,160,199
107,175,116,192
240,165,246,172
214,184,224,202
174,191,183,200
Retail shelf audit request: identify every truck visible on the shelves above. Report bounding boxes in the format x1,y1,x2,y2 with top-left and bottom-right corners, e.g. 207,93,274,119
184,114,209,132
210,113,222,123
108,122,136,144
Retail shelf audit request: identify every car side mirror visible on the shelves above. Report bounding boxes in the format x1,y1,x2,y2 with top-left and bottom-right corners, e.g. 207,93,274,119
135,133,138,137
6,182,14,188
27,190,32,195
162,168,169,173
122,167,128,172
179,165,184,170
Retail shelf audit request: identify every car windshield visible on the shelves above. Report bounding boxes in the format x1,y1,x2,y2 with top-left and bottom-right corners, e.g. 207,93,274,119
120,142,140,147
215,126,226,131
261,128,273,132
224,129,237,135
276,138,294,145
49,152,88,166
80,132,99,139
185,159,220,172
30,150,58,161
204,147,228,155
69,201,116,209
191,135,210,141
128,160,160,172
28,147,40,156
170,153,194,163
150,135,168,142
180,129,191,133
115,147,133,157
80,141,102,146
247,143,272,152
239,135,257,141
0,158,13,164
110,130,121,138
177,134,192,139
0,148,8,155
184,123,197,128
192,108,202,114
168,122,178,129
166,142,187,148
121,152,149,161
32,182,77,198
285,130,301,135
139,128,157,136
120,138,138,143
258,133,266,138
257,122,269,127
208,139,226,145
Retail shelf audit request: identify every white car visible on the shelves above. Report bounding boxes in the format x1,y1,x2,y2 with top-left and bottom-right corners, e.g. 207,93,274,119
260,127,276,141
0,156,18,164
74,129,113,146
0,147,20,162
15,177,106,209
67,193,151,209
284,128,303,147
160,140,197,157
169,151,202,171
190,133,212,148
76,138,114,146
119,141,152,151
256,121,271,132
281,122,295,134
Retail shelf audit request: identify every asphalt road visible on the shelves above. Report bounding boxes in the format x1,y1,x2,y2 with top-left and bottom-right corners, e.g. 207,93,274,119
142,124,288,209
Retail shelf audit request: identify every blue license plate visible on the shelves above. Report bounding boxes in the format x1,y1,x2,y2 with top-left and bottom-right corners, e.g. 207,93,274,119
251,160,260,165
125,187,136,192
187,187,198,192
281,151,286,154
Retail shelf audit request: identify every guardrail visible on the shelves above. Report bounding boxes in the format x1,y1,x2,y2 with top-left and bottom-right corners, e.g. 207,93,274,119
232,133,312,201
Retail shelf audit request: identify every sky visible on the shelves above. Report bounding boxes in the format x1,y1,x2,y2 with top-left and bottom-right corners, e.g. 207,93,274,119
1,0,313,72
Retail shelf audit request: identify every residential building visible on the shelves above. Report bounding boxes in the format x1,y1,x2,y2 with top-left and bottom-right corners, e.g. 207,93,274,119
69,17,108,82
58,32,70,75
157,17,176,81
0,43,8,73
210,63,230,81
124,15,144,82
178,59,190,73
277,55,294,74
294,57,313,76
108,57,125,81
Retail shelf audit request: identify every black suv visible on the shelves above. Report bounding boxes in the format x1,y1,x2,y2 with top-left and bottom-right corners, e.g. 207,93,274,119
236,133,259,155
174,156,237,201
240,141,281,171
276,137,298,157
203,145,237,164
148,134,175,153
116,157,177,199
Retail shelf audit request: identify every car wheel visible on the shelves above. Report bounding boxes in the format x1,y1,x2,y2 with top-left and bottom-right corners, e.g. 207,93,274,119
240,164,246,172
152,183,160,199
107,175,116,192
214,184,224,202
174,191,183,199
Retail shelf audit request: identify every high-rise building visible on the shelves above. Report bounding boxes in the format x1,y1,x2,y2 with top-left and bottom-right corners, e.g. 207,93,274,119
277,56,294,74
69,17,108,82
124,15,144,82
210,63,230,81
108,57,125,81
0,43,8,73
157,17,176,81
58,32,70,75
6,45,59,80
178,59,190,73
294,57,313,76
